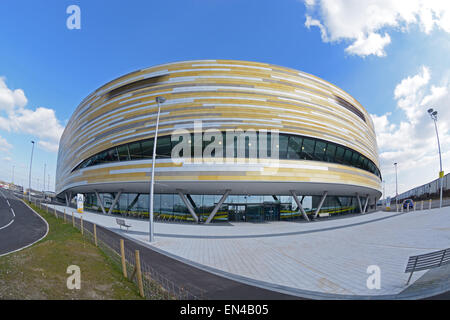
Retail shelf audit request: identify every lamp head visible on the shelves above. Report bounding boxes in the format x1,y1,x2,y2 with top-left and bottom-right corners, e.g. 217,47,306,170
155,96,166,104
427,108,434,114
432,111,438,116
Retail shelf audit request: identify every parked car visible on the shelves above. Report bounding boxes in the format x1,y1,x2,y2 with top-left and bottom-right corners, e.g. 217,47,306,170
403,199,414,209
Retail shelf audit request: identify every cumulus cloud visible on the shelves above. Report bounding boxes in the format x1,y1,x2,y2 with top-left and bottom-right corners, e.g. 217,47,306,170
304,0,450,57
0,135,12,153
371,66,450,194
0,78,64,152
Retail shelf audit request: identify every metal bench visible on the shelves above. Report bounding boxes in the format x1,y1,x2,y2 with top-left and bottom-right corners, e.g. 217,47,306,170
116,218,132,232
405,248,450,284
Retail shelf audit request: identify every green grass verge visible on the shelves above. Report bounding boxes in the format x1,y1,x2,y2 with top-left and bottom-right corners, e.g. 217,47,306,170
0,201,143,300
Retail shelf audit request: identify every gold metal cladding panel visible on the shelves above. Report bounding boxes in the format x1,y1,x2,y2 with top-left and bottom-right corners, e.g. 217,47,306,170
56,60,380,195
58,159,381,195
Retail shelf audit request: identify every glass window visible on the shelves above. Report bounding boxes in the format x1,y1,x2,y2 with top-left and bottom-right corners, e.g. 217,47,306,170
335,146,345,163
343,149,353,165
117,144,130,161
287,136,303,160
301,138,315,160
278,134,289,159
160,194,174,215
325,144,336,162
128,141,143,160
141,139,154,159
95,151,108,165
104,148,119,163
157,136,172,158
351,152,360,167
314,141,327,161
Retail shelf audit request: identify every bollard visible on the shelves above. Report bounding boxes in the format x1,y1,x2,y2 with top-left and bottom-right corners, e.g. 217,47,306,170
120,239,127,278
94,224,97,247
421,200,424,211
413,202,416,212
80,216,84,235
46,205,48,213
72,213,74,227
64,209,66,223
429,199,432,210
54,206,57,219
135,250,145,297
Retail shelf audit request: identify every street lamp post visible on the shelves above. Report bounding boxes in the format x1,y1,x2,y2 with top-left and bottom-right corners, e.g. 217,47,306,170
43,163,46,193
427,108,443,208
28,141,35,201
394,162,398,211
149,96,166,242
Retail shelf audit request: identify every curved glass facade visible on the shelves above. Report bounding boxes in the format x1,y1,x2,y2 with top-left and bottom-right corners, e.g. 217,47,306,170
73,132,381,178
84,192,366,222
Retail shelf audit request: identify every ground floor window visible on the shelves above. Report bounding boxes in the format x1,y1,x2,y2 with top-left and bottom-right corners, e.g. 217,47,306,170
83,192,366,223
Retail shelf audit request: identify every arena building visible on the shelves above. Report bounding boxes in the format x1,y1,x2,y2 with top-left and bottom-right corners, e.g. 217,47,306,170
56,60,382,223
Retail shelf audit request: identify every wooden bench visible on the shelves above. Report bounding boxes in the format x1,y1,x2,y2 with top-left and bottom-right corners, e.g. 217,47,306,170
116,218,131,232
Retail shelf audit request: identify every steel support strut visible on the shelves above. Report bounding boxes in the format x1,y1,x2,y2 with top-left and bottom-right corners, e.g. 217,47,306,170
95,190,107,215
313,191,328,219
206,190,231,224
356,194,363,214
363,195,369,213
290,190,310,222
177,190,199,223
108,190,123,215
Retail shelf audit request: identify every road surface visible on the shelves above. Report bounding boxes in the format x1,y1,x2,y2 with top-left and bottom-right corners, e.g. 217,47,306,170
0,189,48,257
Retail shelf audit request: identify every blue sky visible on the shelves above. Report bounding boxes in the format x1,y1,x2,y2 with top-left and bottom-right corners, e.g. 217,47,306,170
0,0,449,196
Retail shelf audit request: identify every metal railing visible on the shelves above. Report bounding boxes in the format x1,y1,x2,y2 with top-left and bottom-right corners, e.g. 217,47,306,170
405,248,450,284
24,196,204,300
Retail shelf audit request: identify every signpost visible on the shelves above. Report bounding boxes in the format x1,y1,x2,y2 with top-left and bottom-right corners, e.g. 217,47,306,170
77,194,84,213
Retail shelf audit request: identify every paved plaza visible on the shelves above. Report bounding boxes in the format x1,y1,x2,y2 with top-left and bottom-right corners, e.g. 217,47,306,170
50,203,450,298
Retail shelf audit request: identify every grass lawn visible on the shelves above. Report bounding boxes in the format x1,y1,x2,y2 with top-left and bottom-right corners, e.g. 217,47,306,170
0,201,143,300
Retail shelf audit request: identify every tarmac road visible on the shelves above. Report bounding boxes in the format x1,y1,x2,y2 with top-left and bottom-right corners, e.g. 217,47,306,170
0,189,48,257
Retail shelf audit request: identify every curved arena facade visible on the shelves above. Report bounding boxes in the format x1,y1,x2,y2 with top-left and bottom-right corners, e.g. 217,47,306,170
56,60,382,223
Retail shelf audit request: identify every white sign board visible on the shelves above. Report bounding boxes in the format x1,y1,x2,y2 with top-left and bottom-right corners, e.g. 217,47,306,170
77,194,84,213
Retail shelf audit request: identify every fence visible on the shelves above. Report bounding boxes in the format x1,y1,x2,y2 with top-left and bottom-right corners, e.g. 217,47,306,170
25,197,203,300
396,172,450,202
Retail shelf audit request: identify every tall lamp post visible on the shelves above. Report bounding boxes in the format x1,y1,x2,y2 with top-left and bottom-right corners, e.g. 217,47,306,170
394,162,398,211
28,141,35,201
427,108,443,208
149,96,166,242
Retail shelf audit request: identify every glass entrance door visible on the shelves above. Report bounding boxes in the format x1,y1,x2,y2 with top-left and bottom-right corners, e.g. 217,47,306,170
263,203,280,221
227,204,247,221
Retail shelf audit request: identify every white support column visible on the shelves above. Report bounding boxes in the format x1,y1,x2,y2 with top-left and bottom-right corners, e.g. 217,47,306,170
356,194,363,214
313,191,328,219
206,190,231,224
177,190,199,223
65,192,69,206
290,190,310,222
95,190,107,215
107,190,123,215
363,195,369,213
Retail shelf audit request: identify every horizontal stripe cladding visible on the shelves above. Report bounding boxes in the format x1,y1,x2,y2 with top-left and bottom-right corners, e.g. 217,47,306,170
58,160,381,194
56,60,380,194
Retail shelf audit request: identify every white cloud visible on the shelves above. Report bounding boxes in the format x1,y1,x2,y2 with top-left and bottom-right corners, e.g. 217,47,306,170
371,66,450,194
0,78,64,152
303,0,450,57
0,135,12,153
345,32,391,57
